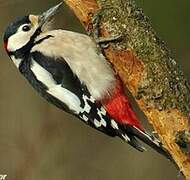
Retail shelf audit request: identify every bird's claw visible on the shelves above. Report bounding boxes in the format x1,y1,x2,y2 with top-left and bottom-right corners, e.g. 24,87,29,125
89,8,122,48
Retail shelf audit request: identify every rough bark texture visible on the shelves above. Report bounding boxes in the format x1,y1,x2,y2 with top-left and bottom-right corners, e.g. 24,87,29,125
63,0,190,178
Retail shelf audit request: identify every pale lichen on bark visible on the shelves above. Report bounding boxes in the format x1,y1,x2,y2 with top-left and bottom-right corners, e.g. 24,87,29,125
96,0,190,116
64,0,190,178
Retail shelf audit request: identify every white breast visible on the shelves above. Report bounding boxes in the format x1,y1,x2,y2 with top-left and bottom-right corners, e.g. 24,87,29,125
31,30,116,100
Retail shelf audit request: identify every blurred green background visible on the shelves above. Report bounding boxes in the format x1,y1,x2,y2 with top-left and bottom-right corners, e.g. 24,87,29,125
0,0,189,180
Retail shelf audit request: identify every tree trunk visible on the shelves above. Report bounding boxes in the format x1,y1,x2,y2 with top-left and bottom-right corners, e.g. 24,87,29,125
63,0,190,178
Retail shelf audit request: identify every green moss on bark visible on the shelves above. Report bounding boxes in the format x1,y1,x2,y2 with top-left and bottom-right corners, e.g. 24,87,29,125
96,0,190,118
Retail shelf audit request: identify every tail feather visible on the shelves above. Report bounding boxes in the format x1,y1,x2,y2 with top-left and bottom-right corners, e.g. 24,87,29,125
128,136,146,152
120,125,174,162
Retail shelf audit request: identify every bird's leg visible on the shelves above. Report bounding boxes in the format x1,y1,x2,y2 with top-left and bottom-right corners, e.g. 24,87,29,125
95,34,122,45
90,9,101,40
90,8,122,48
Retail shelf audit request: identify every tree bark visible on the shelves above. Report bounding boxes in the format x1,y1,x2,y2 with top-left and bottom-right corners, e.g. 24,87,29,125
63,0,190,178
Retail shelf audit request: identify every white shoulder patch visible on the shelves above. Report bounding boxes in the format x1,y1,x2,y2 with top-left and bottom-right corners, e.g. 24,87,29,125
31,30,116,100
31,59,81,113
48,85,81,113
31,60,55,87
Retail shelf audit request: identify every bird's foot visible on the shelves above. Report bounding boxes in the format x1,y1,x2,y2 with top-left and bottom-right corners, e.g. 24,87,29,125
89,8,122,48
95,35,122,48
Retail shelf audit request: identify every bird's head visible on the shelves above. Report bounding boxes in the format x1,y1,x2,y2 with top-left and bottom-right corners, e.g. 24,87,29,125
3,2,62,54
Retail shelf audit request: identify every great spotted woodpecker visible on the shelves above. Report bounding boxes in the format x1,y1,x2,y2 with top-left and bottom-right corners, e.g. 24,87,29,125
3,2,172,161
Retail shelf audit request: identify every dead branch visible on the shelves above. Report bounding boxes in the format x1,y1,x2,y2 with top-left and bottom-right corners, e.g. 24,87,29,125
63,0,190,178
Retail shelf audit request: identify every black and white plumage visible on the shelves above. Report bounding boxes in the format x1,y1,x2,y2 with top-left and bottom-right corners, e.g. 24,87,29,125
23,50,118,137
3,4,126,140
3,3,173,161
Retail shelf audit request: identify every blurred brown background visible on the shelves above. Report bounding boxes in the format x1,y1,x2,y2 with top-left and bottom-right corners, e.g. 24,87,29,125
0,0,189,179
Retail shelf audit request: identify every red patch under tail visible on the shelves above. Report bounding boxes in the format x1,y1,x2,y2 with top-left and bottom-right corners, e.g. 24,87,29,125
103,79,143,130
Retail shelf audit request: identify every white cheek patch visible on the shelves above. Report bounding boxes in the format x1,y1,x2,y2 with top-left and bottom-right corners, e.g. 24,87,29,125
7,28,36,52
10,55,22,68
31,60,81,113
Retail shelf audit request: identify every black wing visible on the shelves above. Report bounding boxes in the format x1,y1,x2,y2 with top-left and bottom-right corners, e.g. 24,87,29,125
19,51,174,161
22,51,117,137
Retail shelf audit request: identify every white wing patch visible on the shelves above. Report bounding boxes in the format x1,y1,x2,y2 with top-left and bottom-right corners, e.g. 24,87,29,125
48,85,81,113
31,60,81,113
82,114,88,122
97,109,107,127
31,60,55,87
111,120,119,130
94,119,102,128
81,95,92,114
31,30,116,100
100,107,106,116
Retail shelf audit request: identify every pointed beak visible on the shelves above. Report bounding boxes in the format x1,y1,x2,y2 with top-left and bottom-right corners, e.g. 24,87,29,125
38,2,63,27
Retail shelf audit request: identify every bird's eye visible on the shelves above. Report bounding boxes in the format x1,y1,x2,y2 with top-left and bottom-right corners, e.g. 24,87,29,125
22,25,31,32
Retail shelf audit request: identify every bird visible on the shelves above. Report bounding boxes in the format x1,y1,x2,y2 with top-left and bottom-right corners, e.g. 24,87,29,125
3,2,173,161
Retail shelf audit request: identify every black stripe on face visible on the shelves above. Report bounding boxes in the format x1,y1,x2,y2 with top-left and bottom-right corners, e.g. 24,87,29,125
9,35,53,68
34,35,53,46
